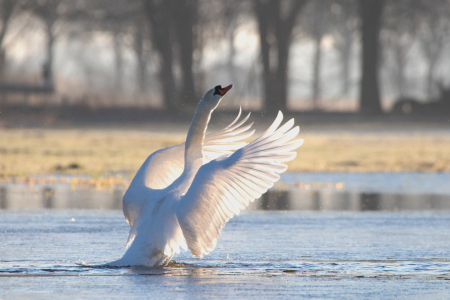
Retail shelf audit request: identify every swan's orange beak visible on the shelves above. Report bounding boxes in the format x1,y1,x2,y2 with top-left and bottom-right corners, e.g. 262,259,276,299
218,84,233,96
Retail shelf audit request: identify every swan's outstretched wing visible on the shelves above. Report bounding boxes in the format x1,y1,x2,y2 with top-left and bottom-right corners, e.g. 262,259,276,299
176,111,303,258
123,109,254,232
141,109,254,190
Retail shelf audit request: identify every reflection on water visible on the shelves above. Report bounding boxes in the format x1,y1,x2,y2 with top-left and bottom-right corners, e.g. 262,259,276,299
0,185,124,210
1,184,450,211
0,187,6,209
255,190,450,211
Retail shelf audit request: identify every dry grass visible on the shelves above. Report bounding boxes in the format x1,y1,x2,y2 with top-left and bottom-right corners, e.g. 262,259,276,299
292,133,450,172
1,128,449,179
0,129,185,178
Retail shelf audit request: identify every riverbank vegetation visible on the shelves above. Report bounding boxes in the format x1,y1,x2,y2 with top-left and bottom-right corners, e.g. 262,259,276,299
1,128,449,180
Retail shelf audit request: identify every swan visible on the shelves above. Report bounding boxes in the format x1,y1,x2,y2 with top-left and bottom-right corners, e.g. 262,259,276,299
107,84,303,267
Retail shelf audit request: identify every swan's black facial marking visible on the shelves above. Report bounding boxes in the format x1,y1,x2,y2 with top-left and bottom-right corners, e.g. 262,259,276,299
213,84,233,96
213,85,222,96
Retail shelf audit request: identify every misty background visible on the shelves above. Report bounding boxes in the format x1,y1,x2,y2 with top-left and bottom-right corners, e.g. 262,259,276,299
0,0,449,118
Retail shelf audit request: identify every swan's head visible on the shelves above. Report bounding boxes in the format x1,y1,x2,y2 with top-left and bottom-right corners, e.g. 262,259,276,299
200,84,233,109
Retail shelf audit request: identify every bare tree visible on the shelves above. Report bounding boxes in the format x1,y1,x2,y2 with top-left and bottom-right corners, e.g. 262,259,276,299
133,14,148,94
31,0,61,88
331,0,358,97
143,0,199,110
382,0,421,98
194,0,245,94
252,0,308,111
69,0,146,103
417,0,450,99
301,0,334,109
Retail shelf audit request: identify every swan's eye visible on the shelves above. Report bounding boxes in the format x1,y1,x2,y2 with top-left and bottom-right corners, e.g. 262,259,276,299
213,85,222,96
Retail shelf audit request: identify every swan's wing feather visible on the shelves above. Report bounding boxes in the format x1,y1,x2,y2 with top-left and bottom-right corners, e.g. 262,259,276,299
140,109,254,190
142,145,186,189
202,108,254,162
176,111,303,258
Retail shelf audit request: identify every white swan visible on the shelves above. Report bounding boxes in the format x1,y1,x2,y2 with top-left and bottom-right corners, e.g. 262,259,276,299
108,85,303,267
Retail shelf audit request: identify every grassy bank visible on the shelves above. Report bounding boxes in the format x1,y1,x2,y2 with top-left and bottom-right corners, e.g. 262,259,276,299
1,128,450,179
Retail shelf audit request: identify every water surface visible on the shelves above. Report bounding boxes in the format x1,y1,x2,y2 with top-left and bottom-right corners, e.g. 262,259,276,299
1,210,450,299
2,172,450,211
1,172,450,298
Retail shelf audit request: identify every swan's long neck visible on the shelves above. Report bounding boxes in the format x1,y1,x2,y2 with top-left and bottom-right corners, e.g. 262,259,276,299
184,102,213,176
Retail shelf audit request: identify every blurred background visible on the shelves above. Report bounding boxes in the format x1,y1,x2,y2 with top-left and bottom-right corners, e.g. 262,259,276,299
1,0,450,210
0,0,449,117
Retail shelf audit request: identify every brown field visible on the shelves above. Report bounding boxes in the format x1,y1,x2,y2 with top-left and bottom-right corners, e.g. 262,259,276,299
0,128,450,181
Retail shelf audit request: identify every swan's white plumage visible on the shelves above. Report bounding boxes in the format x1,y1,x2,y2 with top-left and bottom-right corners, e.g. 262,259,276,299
108,85,302,267
122,108,254,228
176,111,303,257
122,109,255,249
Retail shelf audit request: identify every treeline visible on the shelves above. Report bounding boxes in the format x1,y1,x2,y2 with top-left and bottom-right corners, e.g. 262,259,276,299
0,0,449,114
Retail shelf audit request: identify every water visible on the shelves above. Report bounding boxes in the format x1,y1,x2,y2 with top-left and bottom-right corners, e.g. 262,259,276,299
1,211,450,299
1,173,450,298
2,173,450,211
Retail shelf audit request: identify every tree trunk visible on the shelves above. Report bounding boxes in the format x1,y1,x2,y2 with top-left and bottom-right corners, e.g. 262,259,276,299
393,44,406,98
134,18,146,94
341,43,351,96
423,40,440,99
254,0,275,110
158,45,177,110
113,31,123,100
338,30,352,97
42,17,55,95
359,0,385,114
311,35,322,109
227,27,237,84
171,0,197,108
426,58,437,99
143,0,177,110
275,20,291,111
144,0,199,110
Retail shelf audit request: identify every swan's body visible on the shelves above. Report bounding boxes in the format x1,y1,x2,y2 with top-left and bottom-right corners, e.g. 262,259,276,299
108,85,303,267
